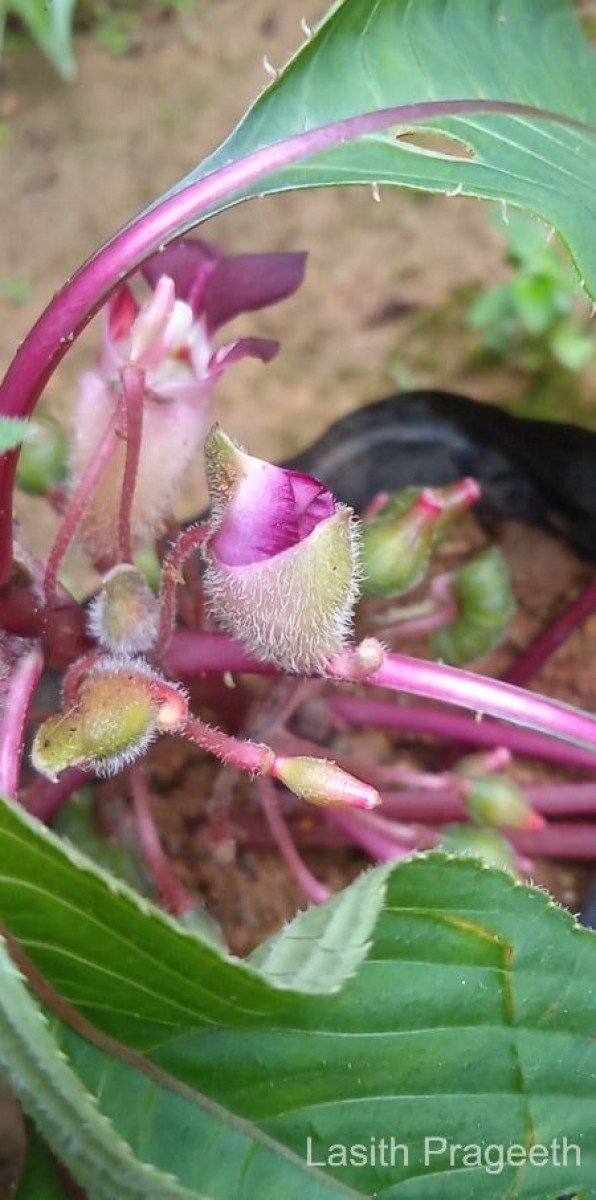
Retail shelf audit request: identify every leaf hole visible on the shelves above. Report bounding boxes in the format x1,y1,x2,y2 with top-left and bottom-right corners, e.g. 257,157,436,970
396,131,476,160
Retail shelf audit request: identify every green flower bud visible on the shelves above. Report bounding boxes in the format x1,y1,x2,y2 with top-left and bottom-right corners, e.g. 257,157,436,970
87,565,159,654
361,479,479,600
432,547,515,665
458,773,544,832
16,416,68,495
32,658,188,780
273,755,380,810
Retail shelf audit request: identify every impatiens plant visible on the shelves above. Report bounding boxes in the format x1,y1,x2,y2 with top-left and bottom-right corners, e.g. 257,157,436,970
6,0,596,1196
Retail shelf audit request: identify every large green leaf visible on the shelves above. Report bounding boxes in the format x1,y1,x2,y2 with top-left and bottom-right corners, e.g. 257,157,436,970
2,795,596,1197
154,0,596,297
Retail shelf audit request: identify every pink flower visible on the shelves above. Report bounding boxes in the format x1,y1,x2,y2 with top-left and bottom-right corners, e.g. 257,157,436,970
203,429,360,673
71,238,306,564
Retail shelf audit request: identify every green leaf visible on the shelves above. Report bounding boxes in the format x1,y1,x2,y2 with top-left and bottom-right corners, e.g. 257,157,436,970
0,417,31,454
154,0,596,297
2,796,596,1196
2,0,77,81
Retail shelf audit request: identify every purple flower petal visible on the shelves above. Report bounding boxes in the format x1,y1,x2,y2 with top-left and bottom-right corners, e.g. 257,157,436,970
208,337,280,376
141,239,220,314
202,250,307,333
207,432,337,568
141,237,306,331
212,459,298,566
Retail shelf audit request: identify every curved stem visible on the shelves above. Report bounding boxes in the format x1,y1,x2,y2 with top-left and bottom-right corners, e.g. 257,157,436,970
258,777,331,905
130,765,192,915
44,406,120,604
504,576,596,687
118,364,145,565
0,641,43,798
330,695,596,771
157,523,209,655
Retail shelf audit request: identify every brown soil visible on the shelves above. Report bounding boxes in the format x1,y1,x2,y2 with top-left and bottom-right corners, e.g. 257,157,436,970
2,3,596,957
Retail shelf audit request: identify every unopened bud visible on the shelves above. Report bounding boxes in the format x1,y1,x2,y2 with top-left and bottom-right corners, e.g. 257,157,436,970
361,479,479,600
203,429,360,672
16,416,68,495
87,565,159,654
273,755,380,810
431,547,515,665
32,658,188,780
441,824,518,873
458,773,544,832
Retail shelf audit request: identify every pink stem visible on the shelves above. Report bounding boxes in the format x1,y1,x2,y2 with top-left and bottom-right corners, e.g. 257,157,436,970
0,641,43,798
330,694,596,771
44,406,120,603
117,364,145,564
169,633,596,759
21,765,91,822
378,782,596,824
130,765,192,915
325,808,430,862
511,822,596,860
258,778,331,905
505,577,596,687
184,716,274,774
158,524,209,655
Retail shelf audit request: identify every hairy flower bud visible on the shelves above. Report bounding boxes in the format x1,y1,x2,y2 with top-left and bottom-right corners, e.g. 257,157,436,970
202,429,360,672
87,565,159,654
31,658,188,780
273,755,380,810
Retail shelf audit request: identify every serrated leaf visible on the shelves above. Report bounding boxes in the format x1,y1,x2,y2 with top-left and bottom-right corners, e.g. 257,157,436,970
146,0,596,297
2,796,596,1195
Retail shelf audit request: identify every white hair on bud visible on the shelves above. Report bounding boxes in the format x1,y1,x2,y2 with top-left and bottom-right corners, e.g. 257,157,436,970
86,564,159,655
203,508,362,674
88,725,159,778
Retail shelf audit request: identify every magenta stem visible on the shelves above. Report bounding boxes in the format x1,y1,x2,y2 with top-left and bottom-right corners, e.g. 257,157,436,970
0,98,585,583
130,765,192,915
330,694,596,771
21,765,91,823
258,778,331,905
168,630,596,758
504,577,596,687
325,808,427,862
377,782,596,824
157,523,209,655
118,364,145,564
44,407,119,603
0,642,43,798
184,716,274,774
511,823,596,860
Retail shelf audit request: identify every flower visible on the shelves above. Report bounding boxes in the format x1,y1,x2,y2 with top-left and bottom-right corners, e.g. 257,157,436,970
203,429,360,672
71,238,306,565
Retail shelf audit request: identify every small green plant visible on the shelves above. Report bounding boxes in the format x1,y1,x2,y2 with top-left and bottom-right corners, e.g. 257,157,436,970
0,0,78,80
468,208,595,372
